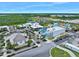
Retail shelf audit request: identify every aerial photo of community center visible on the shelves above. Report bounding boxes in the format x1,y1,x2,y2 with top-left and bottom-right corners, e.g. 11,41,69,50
0,2,79,57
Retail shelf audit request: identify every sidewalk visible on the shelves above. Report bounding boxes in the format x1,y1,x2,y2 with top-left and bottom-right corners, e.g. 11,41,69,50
31,39,41,47
1,45,37,57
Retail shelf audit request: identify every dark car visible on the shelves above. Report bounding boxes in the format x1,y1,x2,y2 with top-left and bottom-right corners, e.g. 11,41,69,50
54,38,62,42
54,39,59,42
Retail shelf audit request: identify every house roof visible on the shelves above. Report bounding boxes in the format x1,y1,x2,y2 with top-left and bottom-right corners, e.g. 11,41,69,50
0,26,8,28
7,33,27,44
31,22,43,28
13,34,26,43
47,26,65,32
39,26,65,36
66,43,79,50
21,22,43,29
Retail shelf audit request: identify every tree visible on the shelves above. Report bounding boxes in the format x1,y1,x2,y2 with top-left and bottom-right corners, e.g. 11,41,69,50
0,34,5,49
6,40,16,49
27,40,32,47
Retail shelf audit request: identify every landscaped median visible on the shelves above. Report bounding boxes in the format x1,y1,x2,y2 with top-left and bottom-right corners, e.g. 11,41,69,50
60,44,79,57
53,32,68,41
46,32,68,43
50,47,71,57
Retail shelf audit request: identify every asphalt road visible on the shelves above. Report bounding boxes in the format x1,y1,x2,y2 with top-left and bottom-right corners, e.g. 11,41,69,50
13,42,56,57
13,36,70,57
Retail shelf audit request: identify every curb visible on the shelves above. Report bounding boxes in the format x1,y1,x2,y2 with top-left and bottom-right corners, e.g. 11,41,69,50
49,47,54,57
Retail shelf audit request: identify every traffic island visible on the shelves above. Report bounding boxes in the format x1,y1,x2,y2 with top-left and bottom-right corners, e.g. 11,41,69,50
50,47,71,57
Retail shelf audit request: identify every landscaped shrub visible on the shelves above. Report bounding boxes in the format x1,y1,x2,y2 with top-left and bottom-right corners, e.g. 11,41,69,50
6,40,17,49
27,39,33,47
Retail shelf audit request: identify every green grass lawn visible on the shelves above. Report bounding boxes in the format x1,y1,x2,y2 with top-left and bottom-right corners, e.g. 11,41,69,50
51,47,70,57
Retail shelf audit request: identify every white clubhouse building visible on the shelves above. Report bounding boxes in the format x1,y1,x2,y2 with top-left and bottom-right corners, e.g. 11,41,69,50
40,26,65,37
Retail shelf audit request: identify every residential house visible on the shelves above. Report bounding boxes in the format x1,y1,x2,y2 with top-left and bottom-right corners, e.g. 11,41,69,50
0,26,16,32
6,33,28,45
64,23,72,31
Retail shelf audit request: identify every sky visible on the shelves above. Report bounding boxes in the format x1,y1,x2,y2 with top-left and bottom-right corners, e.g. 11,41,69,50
0,2,79,13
